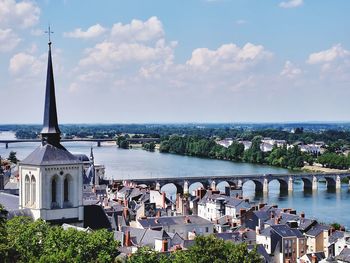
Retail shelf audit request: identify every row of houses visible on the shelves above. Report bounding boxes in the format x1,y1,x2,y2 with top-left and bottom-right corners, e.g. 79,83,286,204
105,183,350,262
216,137,325,155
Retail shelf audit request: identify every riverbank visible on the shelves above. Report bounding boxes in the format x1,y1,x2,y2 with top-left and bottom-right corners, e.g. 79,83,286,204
302,165,350,173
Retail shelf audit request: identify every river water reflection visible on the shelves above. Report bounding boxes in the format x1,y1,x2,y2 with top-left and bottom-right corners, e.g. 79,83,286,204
1,131,349,228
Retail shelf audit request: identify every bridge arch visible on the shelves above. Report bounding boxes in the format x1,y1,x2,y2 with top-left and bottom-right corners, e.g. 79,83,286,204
160,183,184,195
188,181,209,194
301,177,313,190
324,176,337,189
269,178,288,191
242,179,263,192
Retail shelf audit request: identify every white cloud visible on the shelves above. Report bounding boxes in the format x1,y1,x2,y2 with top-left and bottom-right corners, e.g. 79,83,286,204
279,0,303,9
186,43,272,71
110,16,164,42
9,52,44,75
280,60,302,78
30,28,44,36
79,39,175,69
307,44,350,64
63,24,107,39
0,28,20,52
0,0,40,28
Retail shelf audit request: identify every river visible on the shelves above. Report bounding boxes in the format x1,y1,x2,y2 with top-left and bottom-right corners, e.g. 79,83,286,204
1,131,349,228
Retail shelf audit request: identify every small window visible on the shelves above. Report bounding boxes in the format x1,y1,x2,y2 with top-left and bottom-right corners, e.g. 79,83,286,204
64,177,69,202
31,175,36,205
52,178,57,206
25,175,30,205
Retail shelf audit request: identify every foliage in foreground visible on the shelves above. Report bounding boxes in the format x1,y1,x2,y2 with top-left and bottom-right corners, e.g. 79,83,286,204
0,208,119,263
127,235,263,263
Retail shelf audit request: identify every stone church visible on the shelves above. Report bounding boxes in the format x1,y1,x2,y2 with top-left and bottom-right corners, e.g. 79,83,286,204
18,41,84,225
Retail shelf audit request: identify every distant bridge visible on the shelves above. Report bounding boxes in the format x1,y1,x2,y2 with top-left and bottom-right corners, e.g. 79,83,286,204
0,137,160,148
116,172,350,195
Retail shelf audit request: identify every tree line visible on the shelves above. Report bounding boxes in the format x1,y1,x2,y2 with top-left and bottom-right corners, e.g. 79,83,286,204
159,136,310,170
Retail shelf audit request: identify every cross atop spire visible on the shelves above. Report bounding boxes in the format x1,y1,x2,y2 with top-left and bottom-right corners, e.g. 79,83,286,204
45,25,54,45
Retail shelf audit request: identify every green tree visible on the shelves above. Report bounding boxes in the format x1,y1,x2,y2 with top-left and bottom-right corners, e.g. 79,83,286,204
117,136,130,149
171,235,263,263
8,151,18,164
127,247,168,263
226,142,245,161
0,205,8,259
243,137,264,164
5,216,119,263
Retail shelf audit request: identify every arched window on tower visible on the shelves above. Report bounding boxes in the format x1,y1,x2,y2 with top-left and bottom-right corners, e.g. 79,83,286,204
25,175,30,205
51,177,57,208
64,177,69,202
31,175,36,206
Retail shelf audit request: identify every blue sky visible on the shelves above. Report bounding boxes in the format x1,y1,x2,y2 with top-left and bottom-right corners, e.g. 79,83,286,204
1,0,350,123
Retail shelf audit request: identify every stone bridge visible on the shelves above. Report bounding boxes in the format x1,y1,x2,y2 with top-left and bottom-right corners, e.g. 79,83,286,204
118,173,350,195
0,138,160,148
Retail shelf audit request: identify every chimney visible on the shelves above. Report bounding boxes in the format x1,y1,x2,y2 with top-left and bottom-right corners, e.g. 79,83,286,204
184,216,191,224
300,212,305,219
124,231,132,246
275,216,281,225
240,208,246,217
256,226,261,235
270,212,275,219
231,222,237,228
123,207,129,219
311,253,318,263
162,192,166,209
161,239,168,252
259,203,265,210
289,209,296,215
197,188,206,199
340,226,346,232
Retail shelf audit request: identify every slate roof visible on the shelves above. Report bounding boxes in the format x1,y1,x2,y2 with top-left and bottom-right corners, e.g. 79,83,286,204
305,224,330,237
137,215,212,228
336,247,350,262
117,226,172,248
7,208,33,219
329,230,345,244
0,191,19,211
304,252,326,262
20,144,81,166
260,226,272,237
299,218,317,232
271,225,304,238
83,205,111,230
74,154,90,162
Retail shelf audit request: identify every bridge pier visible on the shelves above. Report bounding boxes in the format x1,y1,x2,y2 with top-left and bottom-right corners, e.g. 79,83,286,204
155,182,161,191
97,141,101,147
312,176,318,190
183,181,189,195
336,175,341,190
5,143,8,149
210,180,216,191
263,178,269,193
288,177,293,192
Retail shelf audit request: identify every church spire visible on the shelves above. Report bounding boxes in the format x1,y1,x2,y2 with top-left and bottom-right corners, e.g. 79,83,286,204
41,30,62,148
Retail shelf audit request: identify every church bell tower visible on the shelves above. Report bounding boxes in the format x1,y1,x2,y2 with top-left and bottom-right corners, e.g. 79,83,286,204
18,37,84,224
